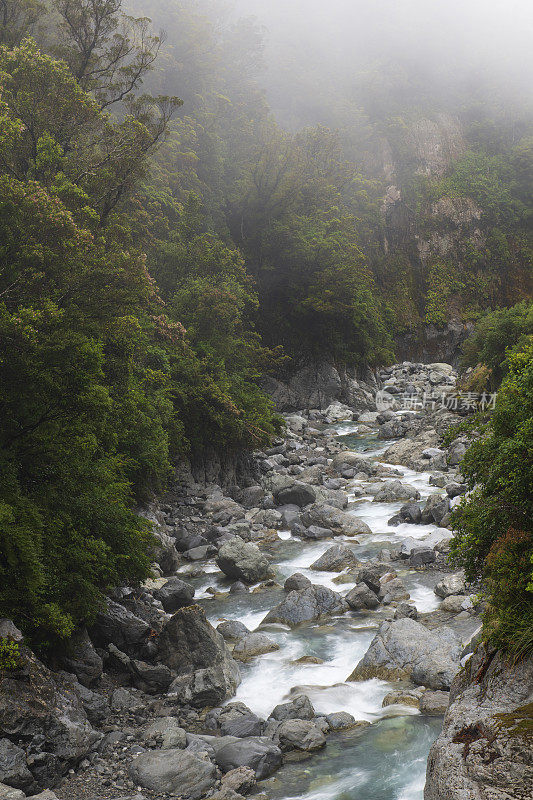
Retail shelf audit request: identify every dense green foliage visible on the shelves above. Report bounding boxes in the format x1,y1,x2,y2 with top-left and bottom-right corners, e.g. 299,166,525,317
461,301,533,388
451,342,533,654
0,0,531,648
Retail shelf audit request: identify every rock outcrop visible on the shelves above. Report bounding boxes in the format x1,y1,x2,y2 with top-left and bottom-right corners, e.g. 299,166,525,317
425,644,533,800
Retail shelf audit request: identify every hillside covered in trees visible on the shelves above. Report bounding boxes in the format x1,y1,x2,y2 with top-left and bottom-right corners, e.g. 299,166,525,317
0,0,531,648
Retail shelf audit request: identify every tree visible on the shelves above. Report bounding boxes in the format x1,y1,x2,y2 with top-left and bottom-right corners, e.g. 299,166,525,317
0,0,44,46
451,340,533,655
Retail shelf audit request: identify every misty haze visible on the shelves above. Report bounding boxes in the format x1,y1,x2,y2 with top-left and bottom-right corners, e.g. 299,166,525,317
0,3,531,800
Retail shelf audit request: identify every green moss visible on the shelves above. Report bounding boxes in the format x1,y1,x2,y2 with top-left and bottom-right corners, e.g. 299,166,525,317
0,637,22,671
495,703,533,742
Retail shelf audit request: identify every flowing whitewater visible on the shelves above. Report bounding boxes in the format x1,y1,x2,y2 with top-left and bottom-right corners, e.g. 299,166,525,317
190,417,469,800
2,361,482,800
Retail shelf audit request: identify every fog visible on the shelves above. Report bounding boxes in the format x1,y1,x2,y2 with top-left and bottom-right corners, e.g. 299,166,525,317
229,0,533,123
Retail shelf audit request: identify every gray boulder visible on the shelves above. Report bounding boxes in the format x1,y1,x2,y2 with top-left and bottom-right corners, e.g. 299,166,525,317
373,480,420,503
425,645,533,800
216,539,270,585
273,482,316,508
434,572,467,598
153,577,195,613
345,583,380,610
214,737,282,780
270,695,315,721
420,691,450,716
142,717,187,749
0,740,32,791
301,504,371,537
206,703,263,739
217,621,250,641
262,585,344,627
325,712,358,730
90,599,150,656
422,494,451,525
283,573,312,592
62,628,103,687
310,544,359,572
232,634,280,662
128,749,216,799
348,618,461,689
276,719,326,751
0,784,25,800
159,606,240,707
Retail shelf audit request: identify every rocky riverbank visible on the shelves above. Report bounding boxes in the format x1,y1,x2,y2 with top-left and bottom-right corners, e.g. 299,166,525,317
0,361,514,800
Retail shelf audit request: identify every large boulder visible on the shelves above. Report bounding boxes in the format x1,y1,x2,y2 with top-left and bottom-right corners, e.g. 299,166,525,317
345,583,380,610
324,401,353,423
216,539,270,585
434,572,467,598
90,600,151,656
153,577,195,613
262,585,344,627
301,504,371,537
0,649,99,790
276,719,326,752
269,695,315,722
373,480,420,503
348,618,461,690
425,645,533,800
310,544,359,572
331,452,374,475
62,628,103,688
206,703,263,739
159,606,240,707
0,783,26,799
273,482,316,508
232,634,280,662
128,749,216,799
214,737,282,780
0,740,32,791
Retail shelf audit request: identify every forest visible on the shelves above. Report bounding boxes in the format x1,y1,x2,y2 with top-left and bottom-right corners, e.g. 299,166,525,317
0,0,531,659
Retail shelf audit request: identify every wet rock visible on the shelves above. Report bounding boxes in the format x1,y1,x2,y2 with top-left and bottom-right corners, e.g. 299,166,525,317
276,719,326,751
283,573,312,592
298,525,334,541
325,712,358,730
434,572,467,598
440,595,473,613
399,502,422,524
229,582,249,595
420,691,450,715
214,737,282,780
273,481,316,508
217,539,270,585
128,749,216,799
153,577,195,613
206,703,264,739
217,621,251,641
262,585,344,627
270,695,315,722
159,606,241,707
221,765,256,794
409,548,436,567
142,718,187,749
422,494,451,525
359,564,391,594
345,583,380,610
232,634,280,662
301,504,371,537
348,618,461,689
373,481,420,503
310,544,359,572
382,690,421,709
394,603,419,620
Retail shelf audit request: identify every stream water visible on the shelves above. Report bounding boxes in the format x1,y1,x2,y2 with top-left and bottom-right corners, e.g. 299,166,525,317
189,423,450,799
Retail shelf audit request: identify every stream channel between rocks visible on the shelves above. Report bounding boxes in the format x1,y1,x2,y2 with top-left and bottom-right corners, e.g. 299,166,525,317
181,422,468,800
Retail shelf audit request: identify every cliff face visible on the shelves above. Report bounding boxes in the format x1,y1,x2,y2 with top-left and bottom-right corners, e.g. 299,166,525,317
425,643,533,800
